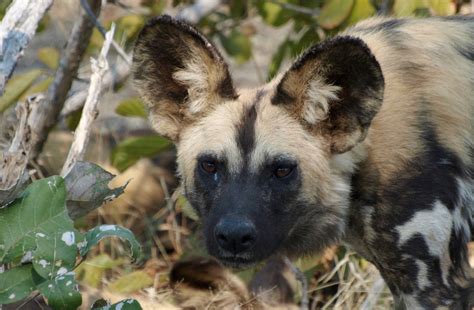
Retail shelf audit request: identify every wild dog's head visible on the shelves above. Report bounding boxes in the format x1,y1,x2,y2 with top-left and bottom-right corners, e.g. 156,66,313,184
133,15,384,267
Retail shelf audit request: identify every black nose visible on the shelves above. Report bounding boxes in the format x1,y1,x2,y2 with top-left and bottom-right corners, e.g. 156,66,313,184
214,217,257,254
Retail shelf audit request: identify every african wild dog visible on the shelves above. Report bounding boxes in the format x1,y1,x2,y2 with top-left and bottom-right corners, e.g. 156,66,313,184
133,15,474,309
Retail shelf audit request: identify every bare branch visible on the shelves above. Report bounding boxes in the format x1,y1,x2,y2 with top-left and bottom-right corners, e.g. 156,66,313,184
29,0,102,159
61,25,116,176
0,95,44,205
268,0,319,16
80,0,131,64
60,59,130,118
0,0,53,95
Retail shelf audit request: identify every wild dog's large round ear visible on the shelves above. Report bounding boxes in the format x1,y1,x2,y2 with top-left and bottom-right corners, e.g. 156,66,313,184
272,36,384,154
133,15,237,142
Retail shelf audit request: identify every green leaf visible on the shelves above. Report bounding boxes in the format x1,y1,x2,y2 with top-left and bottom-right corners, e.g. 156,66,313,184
111,136,172,172
0,265,36,304
79,225,141,262
267,38,290,81
427,0,454,15
345,0,375,25
256,0,293,27
66,107,83,131
76,254,124,288
218,30,252,64
108,271,153,294
37,273,81,310
289,27,319,58
21,76,54,100
0,176,75,263
64,161,128,220
318,0,354,30
32,231,79,279
38,47,60,70
393,0,425,16
117,15,145,41
115,97,147,119
93,298,142,310
0,69,42,112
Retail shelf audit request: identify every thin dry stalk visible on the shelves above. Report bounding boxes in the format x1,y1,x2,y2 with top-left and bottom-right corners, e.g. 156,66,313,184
29,0,102,159
61,24,116,176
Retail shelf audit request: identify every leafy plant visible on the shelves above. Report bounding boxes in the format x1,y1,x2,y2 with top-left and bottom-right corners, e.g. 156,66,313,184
0,175,142,309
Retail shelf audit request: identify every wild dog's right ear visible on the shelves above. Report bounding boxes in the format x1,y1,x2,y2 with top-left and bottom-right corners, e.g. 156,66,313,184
133,15,237,141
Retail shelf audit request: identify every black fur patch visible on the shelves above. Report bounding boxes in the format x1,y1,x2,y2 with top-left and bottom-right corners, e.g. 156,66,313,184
236,90,265,159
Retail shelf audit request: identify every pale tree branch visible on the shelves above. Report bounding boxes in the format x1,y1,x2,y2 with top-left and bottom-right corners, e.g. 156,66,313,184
0,0,53,95
29,0,102,160
61,58,130,118
61,24,116,176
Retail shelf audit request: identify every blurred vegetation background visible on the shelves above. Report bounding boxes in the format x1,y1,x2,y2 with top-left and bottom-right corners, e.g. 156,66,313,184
1,0,472,309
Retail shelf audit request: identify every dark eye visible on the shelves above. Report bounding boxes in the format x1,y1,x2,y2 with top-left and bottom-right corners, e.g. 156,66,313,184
274,166,294,178
201,160,217,174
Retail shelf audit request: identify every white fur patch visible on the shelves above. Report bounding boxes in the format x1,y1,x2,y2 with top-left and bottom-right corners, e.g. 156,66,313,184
173,59,210,114
415,259,430,290
396,200,452,286
303,79,340,125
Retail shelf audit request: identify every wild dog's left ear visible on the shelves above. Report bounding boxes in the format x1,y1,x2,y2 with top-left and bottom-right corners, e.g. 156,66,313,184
133,15,237,141
272,36,384,153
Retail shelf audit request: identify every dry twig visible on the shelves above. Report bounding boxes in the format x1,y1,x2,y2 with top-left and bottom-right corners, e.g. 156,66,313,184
0,0,53,95
61,25,116,176
29,0,102,159
60,59,130,118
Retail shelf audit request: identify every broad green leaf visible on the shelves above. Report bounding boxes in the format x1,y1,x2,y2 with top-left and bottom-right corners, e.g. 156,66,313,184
393,0,425,16
38,47,60,70
94,298,142,310
21,76,54,100
218,30,252,64
111,136,172,172
0,176,75,263
115,97,147,118
318,0,354,30
79,225,141,262
64,161,128,220
32,231,79,279
256,0,293,27
427,0,454,15
0,69,42,112
76,254,124,288
289,27,319,57
345,0,375,25
117,15,145,41
0,265,36,304
66,107,83,131
37,273,81,310
108,271,153,294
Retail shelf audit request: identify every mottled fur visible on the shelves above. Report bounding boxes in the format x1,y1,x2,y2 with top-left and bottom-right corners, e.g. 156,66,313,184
134,15,474,309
